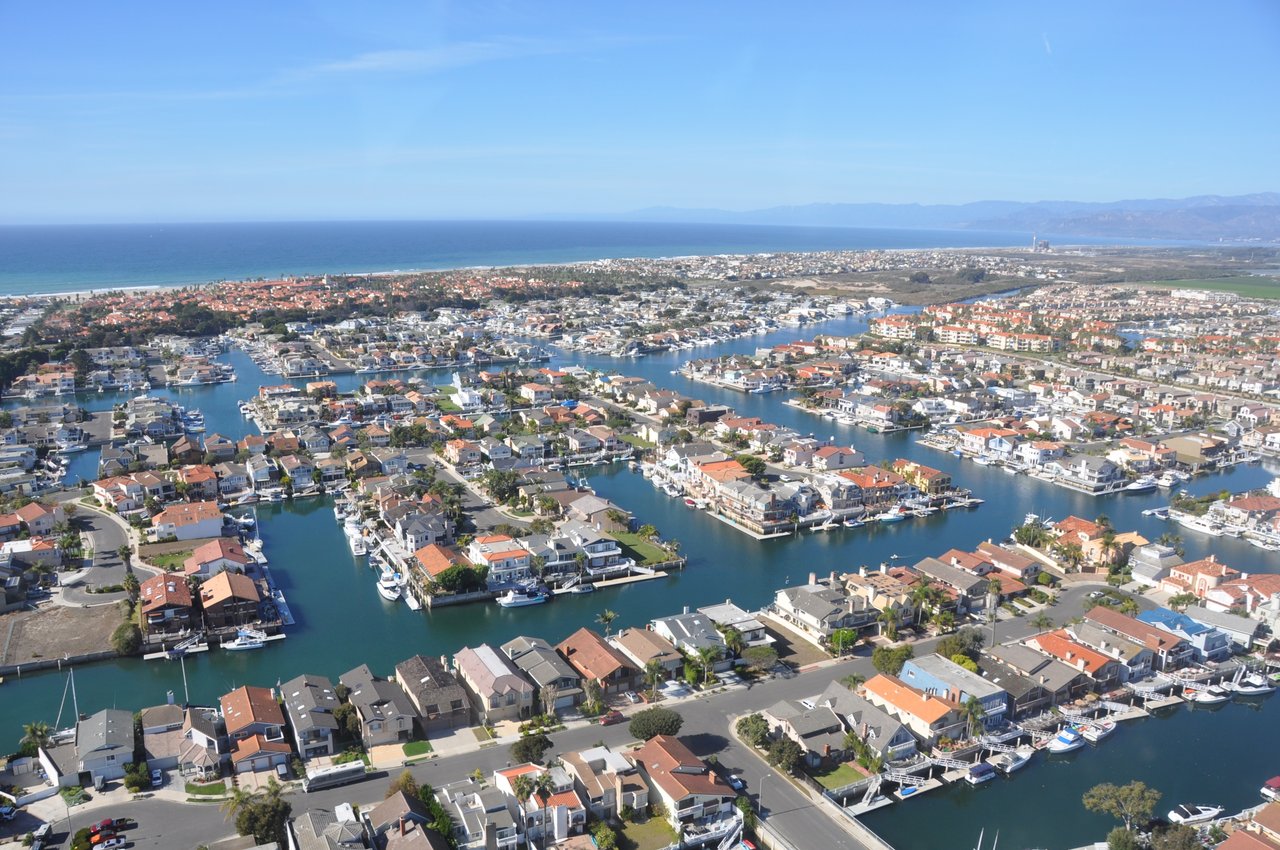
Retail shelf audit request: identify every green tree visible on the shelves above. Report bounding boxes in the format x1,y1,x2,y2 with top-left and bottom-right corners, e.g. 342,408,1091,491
644,659,665,700
1030,612,1054,634
20,720,52,752
829,628,858,656
962,696,985,738
735,796,757,830
122,572,140,600
333,703,362,741
386,769,419,799
721,627,744,659
1106,827,1140,850
1166,593,1197,612
511,732,552,764
733,454,767,479
223,778,291,847
735,713,770,748
629,707,684,740
767,737,803,774
1082,781,1162,832
111,622,142,656
877,607,900,640
742,645,779,673
696,645,722,684
1151,824,1202,850
951,653,979,673
871,644,914,676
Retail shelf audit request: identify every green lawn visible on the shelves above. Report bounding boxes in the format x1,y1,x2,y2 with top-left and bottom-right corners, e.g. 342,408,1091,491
185,780,227,796
808,762,866,791
403,740,433,757
435,385,458,395
617,816,680,850
611,531,673,565
619,433,656,449
1142,277,1280,300
148,549,194,571
471,726,494,742
436,398,462,413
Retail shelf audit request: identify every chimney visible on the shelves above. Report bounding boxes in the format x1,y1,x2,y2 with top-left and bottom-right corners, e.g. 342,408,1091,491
859,566,867,578
829,570,837,584
809,572,817,585
399,816,406,836
824,744,832,757
846,597,856,614
880,562,888,574
683,605,690,615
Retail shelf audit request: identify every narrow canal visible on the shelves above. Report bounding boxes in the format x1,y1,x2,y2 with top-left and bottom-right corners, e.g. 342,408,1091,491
4,313,1277,850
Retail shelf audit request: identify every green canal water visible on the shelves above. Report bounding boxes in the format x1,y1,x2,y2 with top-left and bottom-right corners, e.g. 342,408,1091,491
4,312,1279,850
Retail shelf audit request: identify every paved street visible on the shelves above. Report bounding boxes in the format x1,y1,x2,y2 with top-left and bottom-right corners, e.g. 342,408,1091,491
17,583,1124,850
57,507,139,606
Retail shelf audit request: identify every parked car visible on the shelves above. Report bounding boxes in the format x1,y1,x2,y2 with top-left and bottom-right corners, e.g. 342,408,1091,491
727,775,747,792
90,832,117,846
0,806,17,821
90,819,117,834
33,824,52,840
599,710,625,726
623,691,641,704
100,839,128,850
150,767,163,787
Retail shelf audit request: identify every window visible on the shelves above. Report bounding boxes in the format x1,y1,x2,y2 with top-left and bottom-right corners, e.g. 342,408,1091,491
489,696,501,709
505,692,516,706
426,704,439,715
451,700,464,711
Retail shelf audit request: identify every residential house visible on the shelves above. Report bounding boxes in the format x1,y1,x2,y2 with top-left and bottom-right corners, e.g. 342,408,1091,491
340,664,419,749
75,709,135,782
151,500,224,541
983,644,1089,714
466,535,532,588
1159,555,1241,599
696,599,771,647
500,636,584,714
630,735,737,834
899,654,1008,728
199,570,262,630
138,704,185,772
557,628,638,695
762,700,850,768
138,572,193,636
494,764,587,846
183,537,252,578
453,645,536,723
281,674,342,761
394,654,472,734
651,609,731,671
434,778,521,850
1063,622,1155,682
810,680,918,762
1025,630,1124,689
860,674,965,745
610,627,684,682
1135,609,1232,662
221,685,292,774
560,746,649,823
772,575,877,644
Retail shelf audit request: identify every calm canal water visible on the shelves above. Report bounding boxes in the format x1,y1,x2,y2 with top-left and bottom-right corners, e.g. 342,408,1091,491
4,314,1278,850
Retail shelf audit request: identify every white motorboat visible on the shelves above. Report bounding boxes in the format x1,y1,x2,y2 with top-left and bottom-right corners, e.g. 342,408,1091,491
1175,513,1225,537
1183,684,1231,705
1081,720,1116,743
1125,475,1158,493
55,442,89,454
569,583,596,594
965,762,997,785
222,628,267,651
497,588,549,608
1167,804,1223,825
1228,671,1277,697
377,570,402,601
991,745,1035,774
1046,726,1086,754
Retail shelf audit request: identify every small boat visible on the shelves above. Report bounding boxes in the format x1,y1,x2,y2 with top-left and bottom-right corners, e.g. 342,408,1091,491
877,507,908,524
1046,726,1086,754
991,745,1035,775
1261,776,1280,801
1229,672,1276,697
683,497,697,508
843,517,866,529
1167,804,1223,825
222,628,267,651
497,588,549,608
1184,685,1231,705
377,570,402,602
972,456,995,466
569,583,596,595
1082,721,1116,743
55,442,89,454
965,762,997,785
1125,475,1158,493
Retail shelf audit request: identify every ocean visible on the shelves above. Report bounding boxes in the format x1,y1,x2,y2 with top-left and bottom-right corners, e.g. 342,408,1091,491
0,220,1060,296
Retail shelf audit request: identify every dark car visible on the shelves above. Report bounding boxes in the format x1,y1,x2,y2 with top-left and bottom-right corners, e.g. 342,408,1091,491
599,710,625,726
90,819,117,834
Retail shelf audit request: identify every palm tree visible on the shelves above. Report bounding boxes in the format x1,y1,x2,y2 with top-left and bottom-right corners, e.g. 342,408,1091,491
697,645,723,685
21,720,51,750
532,770,555,843
877,607,899,641
722,627,744,659
962,696,986,739
117,543,132,566
511,773,536,834
645,659,665,700
1029,612,1054,634
595,609,619,637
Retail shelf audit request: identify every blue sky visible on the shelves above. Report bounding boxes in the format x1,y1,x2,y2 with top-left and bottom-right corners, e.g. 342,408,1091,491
2,1,1278,223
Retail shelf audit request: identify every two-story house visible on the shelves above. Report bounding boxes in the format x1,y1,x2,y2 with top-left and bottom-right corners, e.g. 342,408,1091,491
281,674,341,761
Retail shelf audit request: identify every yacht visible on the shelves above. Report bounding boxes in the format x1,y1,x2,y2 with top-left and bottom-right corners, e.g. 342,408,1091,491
377,570,402,602
1175,514,1225,537
55,442,89,454
964,762,997,785
1046,726,1086,754
1125,475,1158,493
497,588,549,608
569,583,596,595
1184,684,1231,705
877,506,908,523
222,628,267,651
1167,804,1223,825
1081,720,1116,743
1227,670,1276,697
991,745,1035,775
1156,471,1179,488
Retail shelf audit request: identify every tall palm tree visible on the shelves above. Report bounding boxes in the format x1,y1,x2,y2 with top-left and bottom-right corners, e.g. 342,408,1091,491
532,770,556,843
1029,612,1054,634
721,627,744,659
644,659,665,700
877,608,899,641
962,696,986,740
511,774,536,834
697,645,723,685
595,609,618,637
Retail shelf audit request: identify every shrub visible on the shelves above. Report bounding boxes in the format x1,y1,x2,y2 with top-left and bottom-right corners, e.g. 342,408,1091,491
628,707,683,740
510,732,552,765
735,713,770,748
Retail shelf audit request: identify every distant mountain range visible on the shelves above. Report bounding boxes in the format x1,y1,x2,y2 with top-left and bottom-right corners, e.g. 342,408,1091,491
602,193,1280,242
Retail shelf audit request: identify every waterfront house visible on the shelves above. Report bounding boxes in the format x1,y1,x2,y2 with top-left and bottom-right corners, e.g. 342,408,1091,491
1136,609,1232,661
911,557,991,612
762,700,850,768
213,461,251,496
843,567,919,629
138,572,193,636
860,674,965,745
610,627,684,681
199,570,262,629
278,453,315,486
900,654,1008,729
395,654,472,734
434,778,521,850
183,537,251,578
629,735,737,834
811,680,917,762
974,542,1042,582
501,635,584,713
1063,622,1155,682
176,464,220,501
454,644,536,723
1025,630,1123,689
983,643,1089,713
178,706,224,779
557,627,638,695
1050,455,1124,492
340,664,419,749
75,709,135,782
560,745,649,822
494,763,588,845
397,512,453,551
697,599,771,646
1181,606,1263,652
281,674,341,760
651,608,731,671
466,534,532,588
1084,606,1193,671
151,500,224,541
1204,572,1280,616
772,575,876,643
221,685,292,774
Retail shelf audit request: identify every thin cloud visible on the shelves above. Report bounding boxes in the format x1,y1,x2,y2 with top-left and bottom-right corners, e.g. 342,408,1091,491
1042,33,1053,55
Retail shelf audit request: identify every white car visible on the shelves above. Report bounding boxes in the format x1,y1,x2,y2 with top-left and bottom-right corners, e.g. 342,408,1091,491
100,839,128,850
624,691,641,704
